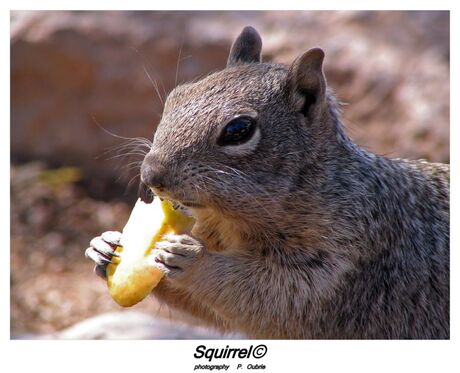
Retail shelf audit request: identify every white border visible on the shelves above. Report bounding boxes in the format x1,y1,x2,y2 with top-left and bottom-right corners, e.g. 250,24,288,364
3,2,458,373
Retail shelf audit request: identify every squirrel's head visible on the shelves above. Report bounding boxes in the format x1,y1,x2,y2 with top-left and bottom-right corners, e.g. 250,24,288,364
141,26,336,222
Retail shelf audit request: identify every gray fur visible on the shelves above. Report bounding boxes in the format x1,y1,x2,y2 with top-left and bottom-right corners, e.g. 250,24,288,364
227,26,262,67
119,27,450,339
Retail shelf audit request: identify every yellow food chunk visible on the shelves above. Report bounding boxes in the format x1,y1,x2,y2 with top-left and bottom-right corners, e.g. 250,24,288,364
106,198,195,307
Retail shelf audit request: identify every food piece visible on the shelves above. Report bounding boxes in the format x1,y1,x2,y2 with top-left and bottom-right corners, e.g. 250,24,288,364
106,197,195,307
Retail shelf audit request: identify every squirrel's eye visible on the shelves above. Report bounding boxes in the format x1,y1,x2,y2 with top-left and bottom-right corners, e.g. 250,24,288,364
217,116,257,146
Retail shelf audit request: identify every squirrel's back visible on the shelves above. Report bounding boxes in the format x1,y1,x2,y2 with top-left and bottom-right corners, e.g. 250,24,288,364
307,156,450,338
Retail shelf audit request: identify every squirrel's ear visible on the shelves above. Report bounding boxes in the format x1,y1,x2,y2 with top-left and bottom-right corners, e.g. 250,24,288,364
227,26,262,67
286,48,326,117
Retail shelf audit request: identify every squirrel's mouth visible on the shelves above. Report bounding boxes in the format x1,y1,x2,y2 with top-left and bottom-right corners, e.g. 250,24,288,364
146,184,205,211
165,200,203,217
177,201,204,209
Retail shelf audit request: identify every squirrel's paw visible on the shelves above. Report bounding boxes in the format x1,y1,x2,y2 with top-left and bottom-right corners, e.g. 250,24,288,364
153,234,205,283
85,231,122,279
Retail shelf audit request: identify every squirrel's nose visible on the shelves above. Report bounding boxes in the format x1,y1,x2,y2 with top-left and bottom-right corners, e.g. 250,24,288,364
140,152,167,190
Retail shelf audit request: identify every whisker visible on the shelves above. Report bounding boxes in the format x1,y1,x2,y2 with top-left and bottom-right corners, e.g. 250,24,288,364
127,173,141,190
208,165,274,200
91,116,152,146
90,117,152,186
175,39,184,88
129,46,166,107
142,65,164,107
103,141,151,156
199,173,276,222
106,151,147,161
122,162,143,173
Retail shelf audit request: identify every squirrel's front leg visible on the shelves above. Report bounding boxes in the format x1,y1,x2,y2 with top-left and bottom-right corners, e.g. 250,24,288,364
154,234,293,338
86,231,230,332
153,234,206,281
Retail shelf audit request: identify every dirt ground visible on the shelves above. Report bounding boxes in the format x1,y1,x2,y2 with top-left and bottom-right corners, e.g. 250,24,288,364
10,162,179,336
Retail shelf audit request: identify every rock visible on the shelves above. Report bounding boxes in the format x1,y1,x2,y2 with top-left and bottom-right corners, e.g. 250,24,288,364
11,11,229,187
11,11,449,189
14,311,242,339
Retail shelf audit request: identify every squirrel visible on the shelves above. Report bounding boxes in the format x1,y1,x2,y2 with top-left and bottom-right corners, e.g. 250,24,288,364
86,26,449,339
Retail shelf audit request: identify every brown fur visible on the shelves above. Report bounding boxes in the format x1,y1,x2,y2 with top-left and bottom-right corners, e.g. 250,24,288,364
139,27,450,339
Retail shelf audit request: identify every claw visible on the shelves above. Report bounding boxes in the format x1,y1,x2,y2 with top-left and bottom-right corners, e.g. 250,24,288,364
90,236,121,258
98,256,111,265
94,264,107,279
85,247,111,266
93,245,120,258
101,231,123,247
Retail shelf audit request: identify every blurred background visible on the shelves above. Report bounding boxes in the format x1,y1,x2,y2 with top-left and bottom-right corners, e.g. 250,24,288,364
10,10,449,339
